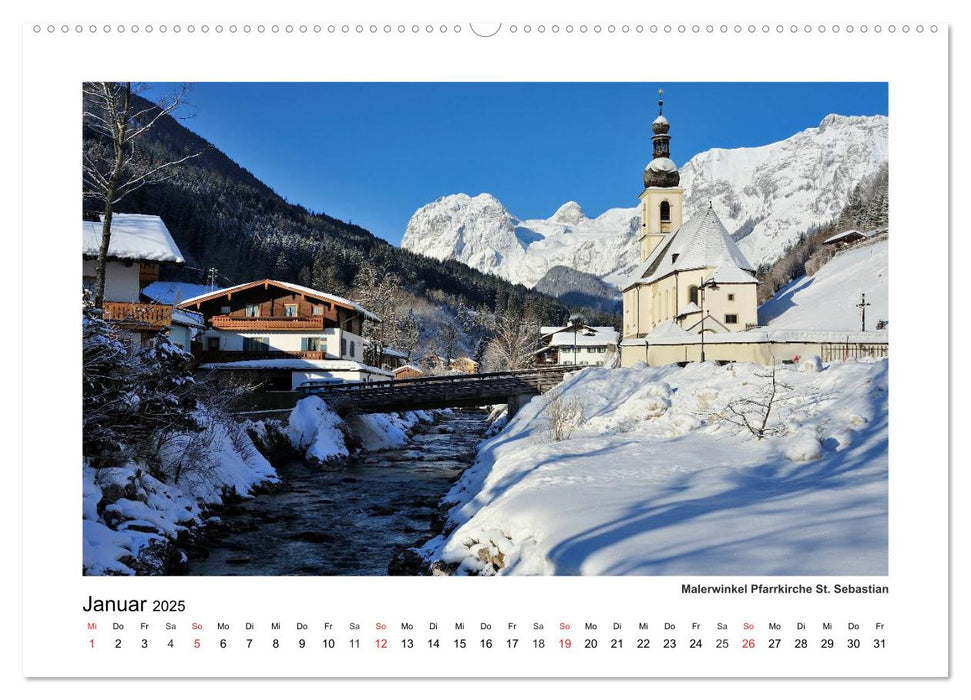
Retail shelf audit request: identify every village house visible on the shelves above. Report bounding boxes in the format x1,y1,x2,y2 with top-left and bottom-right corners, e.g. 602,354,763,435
534,324,619,367
177,279,391,390
822,227,887,249
393,364,425,380
417,354,481,375
363,341,410,372
82,213,202,348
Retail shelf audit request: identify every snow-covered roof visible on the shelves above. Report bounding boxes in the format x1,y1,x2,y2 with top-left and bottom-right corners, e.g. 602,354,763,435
199,358,392,375
676,301,702,317
171,309,206,328
647,320,692,339
380,347,409,359
179,279,381,322
542,327,619,348
623,207,756,290
541,324,615,338
823,227,886,245
394,364,423,374
645,157,678,173
82,214,184,263
645,328,888,346
704,261,759,285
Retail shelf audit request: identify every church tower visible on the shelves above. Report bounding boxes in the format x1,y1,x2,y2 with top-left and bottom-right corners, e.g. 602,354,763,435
638,89,684,262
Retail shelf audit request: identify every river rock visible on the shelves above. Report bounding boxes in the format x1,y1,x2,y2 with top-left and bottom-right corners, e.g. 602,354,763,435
388,548,427,576
430,560,457,576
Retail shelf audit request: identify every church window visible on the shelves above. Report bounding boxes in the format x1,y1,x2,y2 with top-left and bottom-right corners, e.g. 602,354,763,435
672,253,679,264
728,294,735,301
725,314,738,324
688,285,699,305
660,200,671,223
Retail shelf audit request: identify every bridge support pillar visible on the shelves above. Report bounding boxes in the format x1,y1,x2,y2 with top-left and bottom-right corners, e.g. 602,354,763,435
506,393,535,419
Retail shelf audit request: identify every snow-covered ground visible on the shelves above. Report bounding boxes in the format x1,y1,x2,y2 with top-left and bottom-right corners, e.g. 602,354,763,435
83,413,277,575
420,359,888,576
759,238,888,331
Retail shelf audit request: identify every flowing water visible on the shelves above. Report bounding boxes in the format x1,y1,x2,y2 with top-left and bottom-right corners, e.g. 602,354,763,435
186,410,487,576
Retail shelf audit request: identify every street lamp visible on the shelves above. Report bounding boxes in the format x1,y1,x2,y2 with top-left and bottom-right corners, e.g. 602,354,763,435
699,278,719,362
568,313,584,366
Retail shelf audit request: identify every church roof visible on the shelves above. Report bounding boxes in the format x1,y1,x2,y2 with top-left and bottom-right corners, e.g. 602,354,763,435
705,260,759,284
623,207,756,290
676,301,702,317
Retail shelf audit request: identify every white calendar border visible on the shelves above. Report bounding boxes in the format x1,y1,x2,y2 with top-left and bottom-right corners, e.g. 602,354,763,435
15,0,958,692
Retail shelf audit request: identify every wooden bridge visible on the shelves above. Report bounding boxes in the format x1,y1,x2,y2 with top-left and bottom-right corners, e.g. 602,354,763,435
299,366,573,415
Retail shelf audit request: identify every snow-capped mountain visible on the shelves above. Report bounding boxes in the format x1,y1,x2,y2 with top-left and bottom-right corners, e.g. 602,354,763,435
400,114,888,286
681,114,888,266
402,195,640,288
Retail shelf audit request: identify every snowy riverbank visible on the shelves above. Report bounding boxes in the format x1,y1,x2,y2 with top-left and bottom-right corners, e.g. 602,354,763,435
83,413,277,575
419,359,888,576
83,397,437,575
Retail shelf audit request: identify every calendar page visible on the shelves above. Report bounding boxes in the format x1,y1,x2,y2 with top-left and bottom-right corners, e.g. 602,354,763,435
18,0,954,690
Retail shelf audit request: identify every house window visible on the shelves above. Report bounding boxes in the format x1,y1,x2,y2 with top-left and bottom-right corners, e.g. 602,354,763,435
349,341,356,357
725,314,738,324
243,337,270,351
245,304,259,318
301,337,321,352
728,293,735,301
220,305,231,314
284,304,298,318
341,338,347,357
688,285,699,305
660,200,671,223
312,305,324,316
206,337,220,351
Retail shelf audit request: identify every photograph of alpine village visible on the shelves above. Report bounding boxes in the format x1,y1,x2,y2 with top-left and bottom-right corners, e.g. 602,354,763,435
82,82,889,576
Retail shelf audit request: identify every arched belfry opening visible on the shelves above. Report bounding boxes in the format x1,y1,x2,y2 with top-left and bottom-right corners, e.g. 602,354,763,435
660,200,671,223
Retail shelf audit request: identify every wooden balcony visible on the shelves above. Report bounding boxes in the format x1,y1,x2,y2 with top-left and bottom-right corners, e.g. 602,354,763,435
199,350,328,364
210,315,326,331
103,301,172,329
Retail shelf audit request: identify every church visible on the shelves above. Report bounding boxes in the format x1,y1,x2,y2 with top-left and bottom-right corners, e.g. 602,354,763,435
620,93,760,366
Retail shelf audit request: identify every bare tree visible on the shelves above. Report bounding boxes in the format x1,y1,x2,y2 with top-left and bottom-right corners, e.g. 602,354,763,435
439,323,459,367
716,366,791,439
83,82,201,308
482,310,540,371
543,389,584,442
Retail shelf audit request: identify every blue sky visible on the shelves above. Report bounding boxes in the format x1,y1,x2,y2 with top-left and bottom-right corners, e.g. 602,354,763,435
145,82,887,246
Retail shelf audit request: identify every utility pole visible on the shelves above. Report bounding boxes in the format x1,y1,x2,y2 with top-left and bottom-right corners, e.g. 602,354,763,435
857,293,871,332
207,267,219,292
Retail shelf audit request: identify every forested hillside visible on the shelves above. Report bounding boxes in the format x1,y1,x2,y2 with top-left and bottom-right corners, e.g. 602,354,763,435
82,92,569,356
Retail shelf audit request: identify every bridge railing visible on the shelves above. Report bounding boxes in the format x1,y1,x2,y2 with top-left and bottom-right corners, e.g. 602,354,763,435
297,365,575,399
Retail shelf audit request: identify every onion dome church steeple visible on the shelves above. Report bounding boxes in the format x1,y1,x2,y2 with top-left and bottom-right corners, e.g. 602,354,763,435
644,89,681,188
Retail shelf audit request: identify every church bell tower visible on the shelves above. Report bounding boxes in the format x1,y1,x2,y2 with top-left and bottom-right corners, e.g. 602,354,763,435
638,89,684,262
